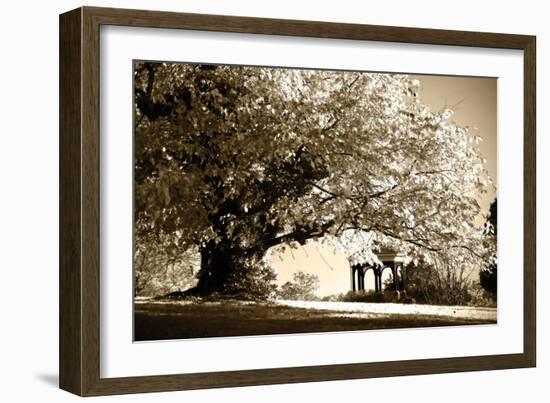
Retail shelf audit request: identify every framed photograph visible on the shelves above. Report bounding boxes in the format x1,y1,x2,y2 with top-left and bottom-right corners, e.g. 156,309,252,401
59,6,536,396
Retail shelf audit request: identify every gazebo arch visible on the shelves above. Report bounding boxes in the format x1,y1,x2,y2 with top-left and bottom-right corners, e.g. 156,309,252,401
350,248,407,293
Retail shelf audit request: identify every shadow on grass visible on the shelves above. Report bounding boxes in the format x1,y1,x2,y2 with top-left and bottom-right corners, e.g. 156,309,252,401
134,301,494,341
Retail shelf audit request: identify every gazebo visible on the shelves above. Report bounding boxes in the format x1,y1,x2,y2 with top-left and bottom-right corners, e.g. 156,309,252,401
350,249,407,293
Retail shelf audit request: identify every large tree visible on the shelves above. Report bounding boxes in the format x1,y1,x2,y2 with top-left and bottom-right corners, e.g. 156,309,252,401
134,62,494,297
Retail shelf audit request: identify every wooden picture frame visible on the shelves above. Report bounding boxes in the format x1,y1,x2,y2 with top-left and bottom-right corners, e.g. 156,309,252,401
59,6,536,396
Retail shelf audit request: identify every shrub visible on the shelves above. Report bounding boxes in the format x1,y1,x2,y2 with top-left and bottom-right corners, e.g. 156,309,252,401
224,260,278,300
339,290,396,303
405,266,478,306
277,271,320,301
161,259,278,301
467,283,497,307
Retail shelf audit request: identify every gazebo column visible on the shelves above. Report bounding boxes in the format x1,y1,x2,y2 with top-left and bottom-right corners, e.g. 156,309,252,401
390,262,398,290
350,266,356,292
401,263,407,291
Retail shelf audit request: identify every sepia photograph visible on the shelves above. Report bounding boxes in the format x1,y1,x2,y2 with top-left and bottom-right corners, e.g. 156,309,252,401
132,61,498,341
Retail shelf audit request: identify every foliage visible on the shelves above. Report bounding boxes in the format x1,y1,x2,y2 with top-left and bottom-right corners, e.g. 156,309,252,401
162,259,277,301
383,272,398,292
404,258,477,305
339,290,396,303
223,259,278,300
479,200,497,299
467,283,498,307
479,265,497,299
277,271,320,301
134,61,494,296
134,233,198,297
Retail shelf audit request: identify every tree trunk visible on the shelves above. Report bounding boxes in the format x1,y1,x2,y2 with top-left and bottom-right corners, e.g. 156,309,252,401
193,241,238,295
167,239,273,299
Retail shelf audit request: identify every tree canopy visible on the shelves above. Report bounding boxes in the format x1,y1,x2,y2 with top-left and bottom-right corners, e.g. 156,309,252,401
134,61,495,297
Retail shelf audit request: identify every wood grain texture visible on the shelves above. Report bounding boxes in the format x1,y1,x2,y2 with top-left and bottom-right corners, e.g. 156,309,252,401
58,6,537,396
59,8,82,396
81,7,102,396
523,38,536,367
86,6,531,49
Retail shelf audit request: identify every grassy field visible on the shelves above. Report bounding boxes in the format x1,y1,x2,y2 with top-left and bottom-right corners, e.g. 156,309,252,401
134,301,495,341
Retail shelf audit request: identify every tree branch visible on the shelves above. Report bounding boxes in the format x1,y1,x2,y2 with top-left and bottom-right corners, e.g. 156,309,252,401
266,220,335,248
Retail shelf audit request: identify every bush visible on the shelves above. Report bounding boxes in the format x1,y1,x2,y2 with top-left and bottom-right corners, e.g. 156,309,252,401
404,259,481,306
134,242,199,297
466,283,497,307
162,259,278,301
321,293,344,302
224,260,278,300
277,271,320,301
339,290,396,303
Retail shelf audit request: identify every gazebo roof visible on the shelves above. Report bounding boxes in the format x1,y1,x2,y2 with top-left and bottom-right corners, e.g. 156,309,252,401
375,248,406,263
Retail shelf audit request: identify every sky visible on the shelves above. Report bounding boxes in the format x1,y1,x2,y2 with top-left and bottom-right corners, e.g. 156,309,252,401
411,74,497,213
271,74,497,296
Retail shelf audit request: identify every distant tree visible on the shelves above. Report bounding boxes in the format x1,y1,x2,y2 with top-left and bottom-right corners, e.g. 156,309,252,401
134,61,494,297
480,200,497,298
278,271,320,301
